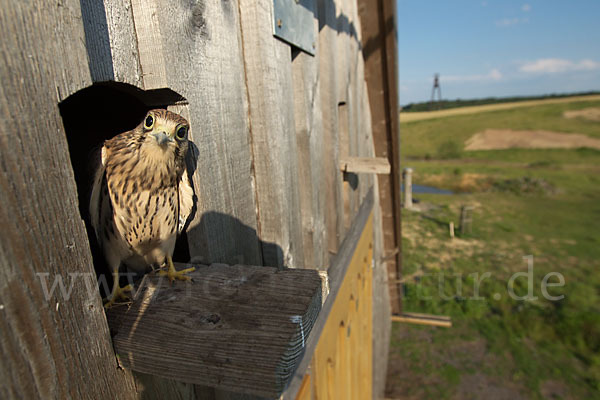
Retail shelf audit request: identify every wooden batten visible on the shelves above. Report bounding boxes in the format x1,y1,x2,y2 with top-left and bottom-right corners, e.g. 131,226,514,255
339,157,391,174
107,264,322,398
392,313,453,328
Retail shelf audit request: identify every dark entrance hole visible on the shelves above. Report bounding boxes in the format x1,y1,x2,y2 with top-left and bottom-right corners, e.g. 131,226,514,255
59,82,191,297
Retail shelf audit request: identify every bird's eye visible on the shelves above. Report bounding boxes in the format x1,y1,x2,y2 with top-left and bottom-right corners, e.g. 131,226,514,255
144,115,154,129
176,126,188,140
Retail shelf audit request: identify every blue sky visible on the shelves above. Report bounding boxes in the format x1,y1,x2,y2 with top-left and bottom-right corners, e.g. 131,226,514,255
397,0,600,105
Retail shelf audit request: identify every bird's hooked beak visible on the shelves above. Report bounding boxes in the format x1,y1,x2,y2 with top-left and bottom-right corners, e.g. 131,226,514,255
151,131,172,147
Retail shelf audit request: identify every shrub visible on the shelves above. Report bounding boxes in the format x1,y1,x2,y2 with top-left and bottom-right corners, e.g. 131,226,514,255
437,140,462,159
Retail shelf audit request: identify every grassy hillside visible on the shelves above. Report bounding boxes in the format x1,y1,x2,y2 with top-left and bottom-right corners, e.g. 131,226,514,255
387,100,600,399
402,98,600,158
400,94,600,123
401,92,600,113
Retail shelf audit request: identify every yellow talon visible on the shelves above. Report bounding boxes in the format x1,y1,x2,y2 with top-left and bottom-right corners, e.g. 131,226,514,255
103,283,133,309
159,256,195,284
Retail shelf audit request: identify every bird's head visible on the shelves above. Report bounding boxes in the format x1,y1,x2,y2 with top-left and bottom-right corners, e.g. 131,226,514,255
139,109,190,160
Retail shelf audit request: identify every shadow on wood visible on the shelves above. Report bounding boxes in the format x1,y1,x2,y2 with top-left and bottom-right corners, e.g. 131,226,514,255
106,264,322,398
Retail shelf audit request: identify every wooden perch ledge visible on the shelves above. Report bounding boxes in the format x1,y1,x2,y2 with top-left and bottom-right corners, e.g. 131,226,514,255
339,157,391,174
106,263,322,398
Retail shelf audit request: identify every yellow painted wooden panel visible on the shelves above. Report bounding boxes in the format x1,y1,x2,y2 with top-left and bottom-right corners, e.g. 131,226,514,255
296,374,312,400
309,212,373,400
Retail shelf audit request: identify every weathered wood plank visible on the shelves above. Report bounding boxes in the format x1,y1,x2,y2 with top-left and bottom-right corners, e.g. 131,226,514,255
0,1,138,399
238,0,305,269
339,157,391,174
107,264,322,398
152,0,262,267
318,0,345,256
79,1,143,86
291,28,328,269
130,0,168,89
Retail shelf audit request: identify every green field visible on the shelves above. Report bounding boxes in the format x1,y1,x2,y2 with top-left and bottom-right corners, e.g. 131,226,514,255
386,99,600,399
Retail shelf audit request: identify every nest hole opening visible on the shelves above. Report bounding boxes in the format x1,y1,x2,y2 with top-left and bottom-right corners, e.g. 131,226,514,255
59,82,192,297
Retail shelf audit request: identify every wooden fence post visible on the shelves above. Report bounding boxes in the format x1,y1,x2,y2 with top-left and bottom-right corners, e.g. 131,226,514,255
403,167,414,209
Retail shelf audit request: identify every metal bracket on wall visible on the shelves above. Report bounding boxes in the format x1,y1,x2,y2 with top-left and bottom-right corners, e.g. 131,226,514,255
273,0,316,56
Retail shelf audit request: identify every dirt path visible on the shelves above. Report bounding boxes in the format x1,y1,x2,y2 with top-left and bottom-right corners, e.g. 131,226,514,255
400,95,600,122
563,107,600,121
464,129,600,151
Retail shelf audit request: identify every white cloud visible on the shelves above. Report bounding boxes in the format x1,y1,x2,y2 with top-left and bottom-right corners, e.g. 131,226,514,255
444,69,503,83
520,58,600,74
496,17,529,27
522,4,531,12
489,69,503,80
481,1,488,6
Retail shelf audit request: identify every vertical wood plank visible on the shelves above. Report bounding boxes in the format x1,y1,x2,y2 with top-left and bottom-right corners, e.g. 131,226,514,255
292,46,328,270
0,1,138,398
79,0,143,86
318,0,344,256
338,102,352,230
238,0,305,268
130,0,168,89
155,0,262,267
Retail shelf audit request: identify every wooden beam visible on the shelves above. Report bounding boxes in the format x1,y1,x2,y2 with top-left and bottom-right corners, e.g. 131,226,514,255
391,313,452,328
106,264,322,398
339,157,391,174
357,0,403,320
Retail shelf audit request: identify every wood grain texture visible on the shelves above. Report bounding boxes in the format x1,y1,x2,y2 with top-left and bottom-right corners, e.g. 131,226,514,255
335,0,356,231
130,0,168,89
238,0,305,269
79,0,143,86
312,213,373,400
153,0,262,267
107,264,322,398
339,157,391,174
291,34,328,270
317,0,344,256
0,1,137,399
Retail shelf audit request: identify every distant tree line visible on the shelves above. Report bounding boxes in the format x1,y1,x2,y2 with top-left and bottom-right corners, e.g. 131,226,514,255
400,91,600,112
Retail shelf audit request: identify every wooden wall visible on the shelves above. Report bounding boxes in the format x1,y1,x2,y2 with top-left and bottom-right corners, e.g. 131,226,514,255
0,0,394,398
0,2,138,398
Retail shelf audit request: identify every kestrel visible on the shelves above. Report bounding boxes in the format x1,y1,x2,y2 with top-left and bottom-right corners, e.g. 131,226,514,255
90,109,195,308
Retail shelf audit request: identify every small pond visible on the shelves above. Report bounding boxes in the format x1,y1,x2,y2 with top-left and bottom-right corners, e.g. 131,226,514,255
401,184,454,195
